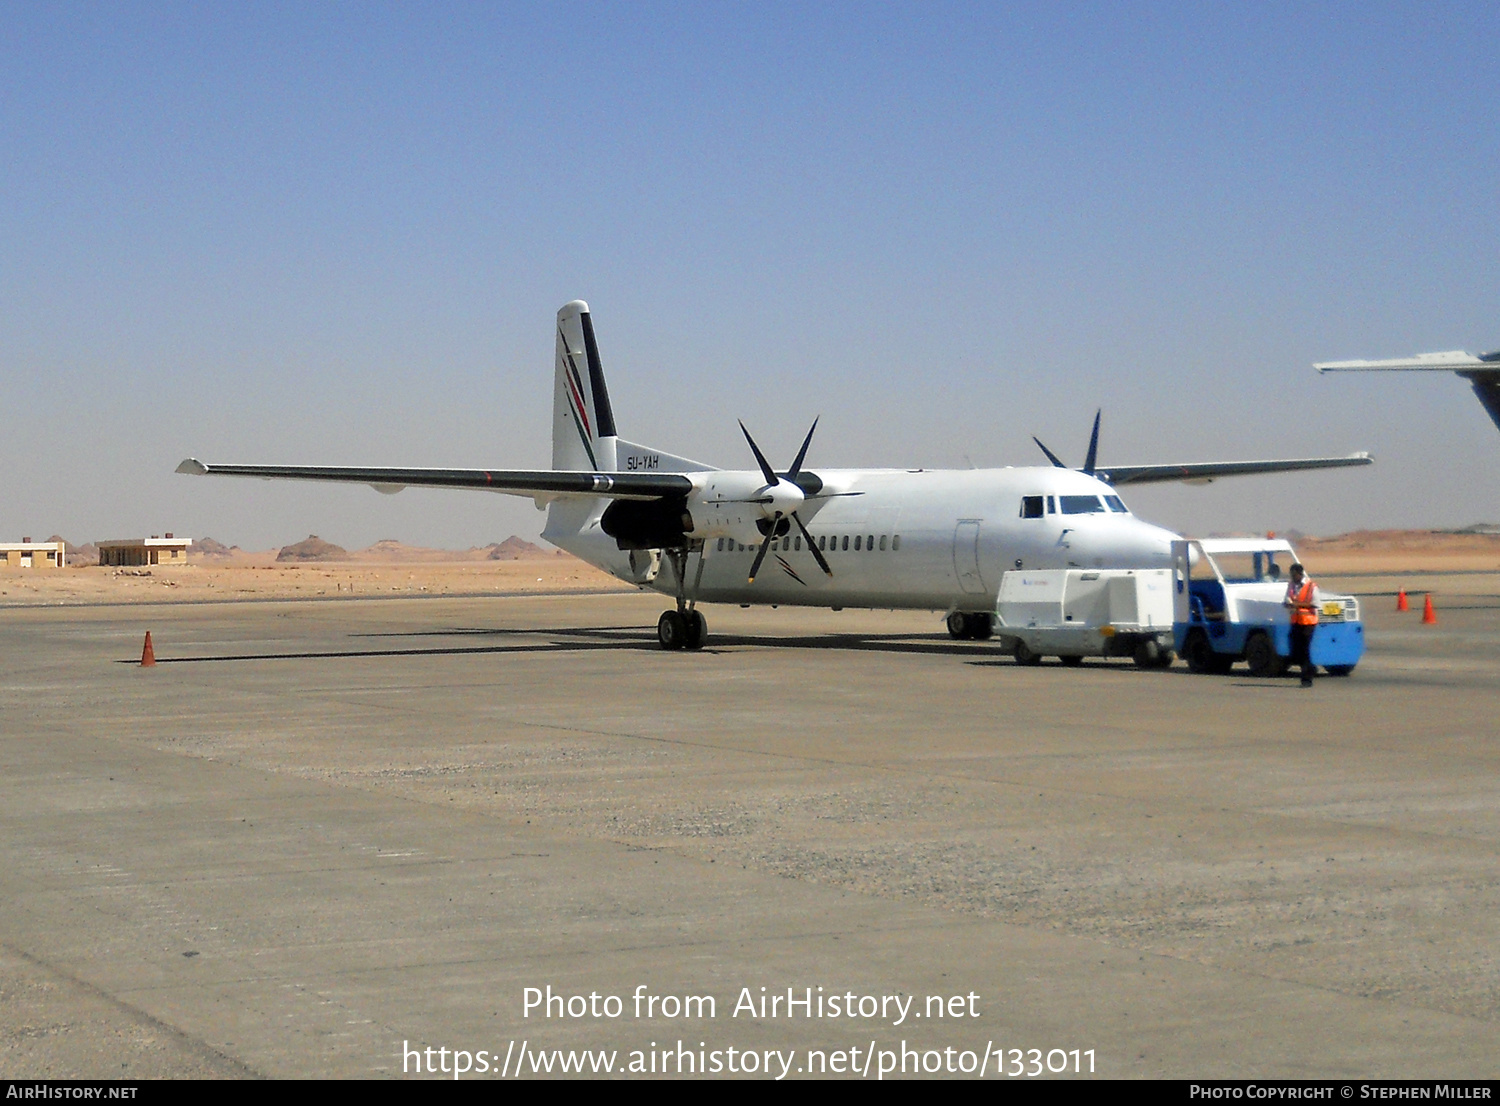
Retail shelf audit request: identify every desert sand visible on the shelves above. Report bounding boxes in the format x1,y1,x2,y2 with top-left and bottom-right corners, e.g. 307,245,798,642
2,530,1498,607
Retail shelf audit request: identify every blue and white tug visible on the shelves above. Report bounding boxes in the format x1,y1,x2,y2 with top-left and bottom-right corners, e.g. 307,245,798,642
1171,538,1365,677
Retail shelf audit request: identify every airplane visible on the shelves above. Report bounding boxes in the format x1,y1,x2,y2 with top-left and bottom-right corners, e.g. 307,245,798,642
178,300,1373,652
1316,350,1500,433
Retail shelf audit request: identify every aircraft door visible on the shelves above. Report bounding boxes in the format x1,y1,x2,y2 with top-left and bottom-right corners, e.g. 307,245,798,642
953,520,985,594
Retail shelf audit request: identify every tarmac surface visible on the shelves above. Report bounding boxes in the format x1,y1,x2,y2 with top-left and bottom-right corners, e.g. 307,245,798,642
3,574,1500,1079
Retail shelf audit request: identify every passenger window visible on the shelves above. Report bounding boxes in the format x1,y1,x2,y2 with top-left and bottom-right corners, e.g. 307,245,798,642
854,535,861,551
866,534,874,550
878,535,887,551
716,538,724,551
892,535,901,551
819,535,827,551
1059,495,1106,514
842,535,849,552
794,536,802,551
1020,496,1043,519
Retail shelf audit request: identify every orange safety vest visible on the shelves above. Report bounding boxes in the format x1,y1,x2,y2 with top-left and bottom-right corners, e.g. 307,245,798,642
1288,579,1318,626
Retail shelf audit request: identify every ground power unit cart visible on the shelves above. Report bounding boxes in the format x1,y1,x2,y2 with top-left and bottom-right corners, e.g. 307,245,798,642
993,568,1177,667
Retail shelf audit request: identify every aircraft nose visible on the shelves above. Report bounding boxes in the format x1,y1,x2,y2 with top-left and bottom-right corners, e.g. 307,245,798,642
1133,520,1178,566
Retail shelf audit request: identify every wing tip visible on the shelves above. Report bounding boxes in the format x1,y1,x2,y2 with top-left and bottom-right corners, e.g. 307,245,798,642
175,458,209,476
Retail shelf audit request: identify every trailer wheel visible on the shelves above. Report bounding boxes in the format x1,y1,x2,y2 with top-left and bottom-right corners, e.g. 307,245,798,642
1184,631,1218,675
1244,632,1284,678
970,613,994,640
1013,641,1042,666
1133,639,1161,669
1324,665,1355,677
947,611,972,639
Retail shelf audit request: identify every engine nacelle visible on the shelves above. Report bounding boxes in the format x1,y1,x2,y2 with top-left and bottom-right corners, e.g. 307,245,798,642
601,472,821,551
683,472,806,547
600,495,692,550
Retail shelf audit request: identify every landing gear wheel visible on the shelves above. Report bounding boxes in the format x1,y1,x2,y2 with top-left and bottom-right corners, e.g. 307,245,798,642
657,610,687,650
1244,632,1284,677
1184,631,1217,675
1013,641,1042,666
970,613,994,640
947,611,972,640
1133,639,1161,669
1060,654,1084,667
683,610,707,650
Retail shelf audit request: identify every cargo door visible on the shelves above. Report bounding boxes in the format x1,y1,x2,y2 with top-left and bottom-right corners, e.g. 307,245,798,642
953,521,984,594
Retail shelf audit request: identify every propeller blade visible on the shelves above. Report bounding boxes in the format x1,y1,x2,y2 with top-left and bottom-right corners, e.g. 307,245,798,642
747,533,775,583
1083,409,1101,475
786,416,819,481
1033,437,1067,468
792,512,832,576
738,421,780,487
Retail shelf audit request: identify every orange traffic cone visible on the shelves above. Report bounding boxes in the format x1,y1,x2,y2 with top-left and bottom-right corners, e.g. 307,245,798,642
140,631,156,667
1396,589,1408,612
1422,595,1437,624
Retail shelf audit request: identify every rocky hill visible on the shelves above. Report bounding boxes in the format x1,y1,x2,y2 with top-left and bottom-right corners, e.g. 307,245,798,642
275,535,349,562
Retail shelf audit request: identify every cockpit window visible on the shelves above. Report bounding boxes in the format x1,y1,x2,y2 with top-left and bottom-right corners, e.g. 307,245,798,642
1104,495,1128,513
1020,495,1044,519
1059,495,1106,514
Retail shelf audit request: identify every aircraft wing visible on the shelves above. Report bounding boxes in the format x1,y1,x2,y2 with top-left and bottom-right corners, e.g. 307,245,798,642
175,459,694,501
1095,453,1373,486
1315,351,1500,373
1316,350,1500,432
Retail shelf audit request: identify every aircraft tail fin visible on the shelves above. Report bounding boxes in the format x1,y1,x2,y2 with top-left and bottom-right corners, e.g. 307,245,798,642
551,301,716,474
553,300,618,472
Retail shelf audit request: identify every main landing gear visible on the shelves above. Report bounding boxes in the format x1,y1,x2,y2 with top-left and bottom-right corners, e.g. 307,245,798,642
658,608,707,650
657,544,708,650
946,611,994,640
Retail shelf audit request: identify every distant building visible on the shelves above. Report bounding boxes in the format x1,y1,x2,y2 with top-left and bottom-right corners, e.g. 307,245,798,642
0,538,65,569
97,533,193,567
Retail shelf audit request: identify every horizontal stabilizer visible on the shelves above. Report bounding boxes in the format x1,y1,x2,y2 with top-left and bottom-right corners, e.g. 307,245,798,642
175,460,693,501
1097,453,1373,487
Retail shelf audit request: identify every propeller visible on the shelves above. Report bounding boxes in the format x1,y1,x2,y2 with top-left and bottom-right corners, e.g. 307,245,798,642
1034,408,1102,476
738,419,834,584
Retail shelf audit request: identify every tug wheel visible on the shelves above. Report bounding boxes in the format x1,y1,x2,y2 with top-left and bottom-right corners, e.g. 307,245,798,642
1184,631,1218,675
1244,632,1284,677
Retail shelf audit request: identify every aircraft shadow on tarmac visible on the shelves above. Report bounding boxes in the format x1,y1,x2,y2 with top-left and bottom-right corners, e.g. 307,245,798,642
121,625,1105,665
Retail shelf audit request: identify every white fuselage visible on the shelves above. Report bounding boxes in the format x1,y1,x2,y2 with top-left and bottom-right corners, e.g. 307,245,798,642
543,465,1178,613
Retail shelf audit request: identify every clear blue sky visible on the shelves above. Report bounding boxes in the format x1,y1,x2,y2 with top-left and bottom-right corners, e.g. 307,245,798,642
4,2,1497,548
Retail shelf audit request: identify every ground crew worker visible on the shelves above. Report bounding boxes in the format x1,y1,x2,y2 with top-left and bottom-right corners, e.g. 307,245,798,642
1283,562,1318,687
